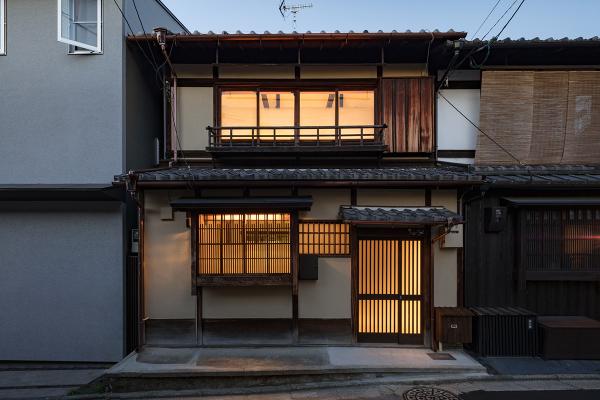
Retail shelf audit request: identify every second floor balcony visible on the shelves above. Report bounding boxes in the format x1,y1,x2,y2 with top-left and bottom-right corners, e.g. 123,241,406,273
207,124,387,154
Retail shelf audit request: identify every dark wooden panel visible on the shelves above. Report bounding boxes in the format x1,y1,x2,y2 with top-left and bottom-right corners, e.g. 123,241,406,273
381,79,395,150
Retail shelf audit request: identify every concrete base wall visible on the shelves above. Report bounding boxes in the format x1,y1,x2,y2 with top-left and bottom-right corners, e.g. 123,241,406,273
0,202,124,362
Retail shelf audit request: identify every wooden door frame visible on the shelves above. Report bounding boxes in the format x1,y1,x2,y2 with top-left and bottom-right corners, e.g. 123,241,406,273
351,226,429,345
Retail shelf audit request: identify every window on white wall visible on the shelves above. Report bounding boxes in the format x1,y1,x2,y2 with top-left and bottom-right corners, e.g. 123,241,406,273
57,0,102,53
0,0,6,55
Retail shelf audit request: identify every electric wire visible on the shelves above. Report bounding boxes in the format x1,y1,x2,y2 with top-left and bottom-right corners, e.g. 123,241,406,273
471,0,502,39
438,91,523,165
132,0,159,72
481,0,519,41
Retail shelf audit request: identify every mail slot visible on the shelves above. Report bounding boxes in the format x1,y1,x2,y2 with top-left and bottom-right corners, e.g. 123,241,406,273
435,307,473,351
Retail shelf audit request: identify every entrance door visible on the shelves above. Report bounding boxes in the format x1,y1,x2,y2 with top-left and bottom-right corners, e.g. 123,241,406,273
357,237,423,344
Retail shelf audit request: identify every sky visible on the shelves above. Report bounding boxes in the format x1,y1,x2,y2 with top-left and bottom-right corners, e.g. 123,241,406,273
161,0,599,39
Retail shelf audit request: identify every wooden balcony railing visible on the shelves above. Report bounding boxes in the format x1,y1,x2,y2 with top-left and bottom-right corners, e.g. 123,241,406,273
207,125,386,151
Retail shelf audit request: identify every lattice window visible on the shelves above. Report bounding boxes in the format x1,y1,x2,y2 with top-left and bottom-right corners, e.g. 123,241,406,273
198,213,291,275
520,208,600,272
299,221,350,255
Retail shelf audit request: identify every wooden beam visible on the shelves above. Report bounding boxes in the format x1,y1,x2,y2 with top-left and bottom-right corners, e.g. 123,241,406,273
196,287,203,345
350,225,359,343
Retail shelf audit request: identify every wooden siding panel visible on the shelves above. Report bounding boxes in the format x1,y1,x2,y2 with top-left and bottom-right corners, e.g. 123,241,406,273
381,80,395,150
419,78,434,152
394,80,407,152
406,79,422,152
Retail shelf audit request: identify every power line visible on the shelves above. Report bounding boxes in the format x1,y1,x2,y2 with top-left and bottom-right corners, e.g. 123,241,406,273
471,0,502,39
438,92,524,165
495,0,526,39
481,0,519,40
132,0,159,71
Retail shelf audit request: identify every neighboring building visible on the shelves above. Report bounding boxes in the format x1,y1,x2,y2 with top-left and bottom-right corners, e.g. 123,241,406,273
120,30,481,348
457,39,600,320
0,0,187,362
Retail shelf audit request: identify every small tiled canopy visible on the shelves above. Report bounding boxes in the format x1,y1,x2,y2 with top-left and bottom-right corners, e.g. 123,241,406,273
340,206,462,225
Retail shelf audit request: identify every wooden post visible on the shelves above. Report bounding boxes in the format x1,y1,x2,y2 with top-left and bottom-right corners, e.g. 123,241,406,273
291,211,299,343
137,191,146,349
350,224,359,344
196,287,203,345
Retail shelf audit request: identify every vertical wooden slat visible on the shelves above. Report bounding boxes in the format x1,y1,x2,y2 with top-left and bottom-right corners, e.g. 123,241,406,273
395,80,407,152
419,77,434,152
407,79,421,152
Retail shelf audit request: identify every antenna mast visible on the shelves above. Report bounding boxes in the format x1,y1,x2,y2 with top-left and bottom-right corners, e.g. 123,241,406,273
279,1,313,29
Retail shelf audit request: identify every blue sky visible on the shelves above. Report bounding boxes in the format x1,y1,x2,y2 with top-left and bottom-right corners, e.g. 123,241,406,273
161,0,598,39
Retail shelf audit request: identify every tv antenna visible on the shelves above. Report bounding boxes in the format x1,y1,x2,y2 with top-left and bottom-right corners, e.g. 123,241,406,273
279,1,313,29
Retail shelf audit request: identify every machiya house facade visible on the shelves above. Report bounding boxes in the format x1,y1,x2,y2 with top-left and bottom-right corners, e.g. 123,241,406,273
119,30,482,349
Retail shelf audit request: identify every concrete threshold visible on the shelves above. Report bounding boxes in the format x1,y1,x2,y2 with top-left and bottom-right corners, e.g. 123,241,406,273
106,346,487,377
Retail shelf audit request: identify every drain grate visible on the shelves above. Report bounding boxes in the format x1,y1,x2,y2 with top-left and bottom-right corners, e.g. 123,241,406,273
403,387,458,400
427,352,456,360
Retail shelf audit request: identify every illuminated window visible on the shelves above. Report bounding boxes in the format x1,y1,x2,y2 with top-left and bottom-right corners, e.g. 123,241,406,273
299,92,336,139
220,91,257,140
299,222,350,255
259,91,294,140
198,213,291,275
338,91,375,138
521,208,600,273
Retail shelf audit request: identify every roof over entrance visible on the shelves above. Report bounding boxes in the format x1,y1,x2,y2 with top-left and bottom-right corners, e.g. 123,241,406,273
117,166,482,188
340,206,462,225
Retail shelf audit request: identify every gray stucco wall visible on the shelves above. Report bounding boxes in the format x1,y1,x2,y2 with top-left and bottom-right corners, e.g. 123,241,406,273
0,0,125,184
0,202,124,362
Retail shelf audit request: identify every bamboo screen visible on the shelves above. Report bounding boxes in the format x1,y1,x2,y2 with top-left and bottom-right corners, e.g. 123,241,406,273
520,208,600,273
198,213,291,275
358,240,422,335
477,71,600,164
299,222,350,255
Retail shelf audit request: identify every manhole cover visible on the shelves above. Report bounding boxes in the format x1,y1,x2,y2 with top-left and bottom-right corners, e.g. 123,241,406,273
403,387,458,400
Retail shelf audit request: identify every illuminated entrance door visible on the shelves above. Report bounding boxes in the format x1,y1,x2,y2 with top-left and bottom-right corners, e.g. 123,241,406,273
357,236,423,344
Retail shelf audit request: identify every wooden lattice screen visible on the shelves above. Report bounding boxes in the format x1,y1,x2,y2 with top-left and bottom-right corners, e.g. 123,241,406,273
357,239,422,342
198,213,291,275
477,71,600,164
520,208,600,273
299,222,350,255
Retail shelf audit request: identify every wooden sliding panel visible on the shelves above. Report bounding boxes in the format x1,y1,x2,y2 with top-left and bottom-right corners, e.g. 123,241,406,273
357,237,424,344
299,222,350,255
380,77,434,153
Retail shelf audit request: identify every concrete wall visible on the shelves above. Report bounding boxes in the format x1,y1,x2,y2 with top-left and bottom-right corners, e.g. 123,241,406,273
299,258,351,319
144,190,195,319
0,202,124,362
177,87,213,151
0,0,125,184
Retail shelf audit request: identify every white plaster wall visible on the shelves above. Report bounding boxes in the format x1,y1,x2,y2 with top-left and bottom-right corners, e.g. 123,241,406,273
437,89,480,152
357,189,425,206
382,64,427,77
431,190,459,307
299,189,351,220
299,258,351,319
144,190,195,319
301,65,377,79
177,87,213,151
219,65,295,79
202,287,292,318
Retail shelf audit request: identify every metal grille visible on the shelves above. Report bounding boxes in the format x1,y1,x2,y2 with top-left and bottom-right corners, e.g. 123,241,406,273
299,222,350,255
358,239,422,342
521,208,600,272
198,213,291,275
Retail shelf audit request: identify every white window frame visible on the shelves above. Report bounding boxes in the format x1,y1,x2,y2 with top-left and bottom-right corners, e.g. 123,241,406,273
0,0,6,55
57,0,103,54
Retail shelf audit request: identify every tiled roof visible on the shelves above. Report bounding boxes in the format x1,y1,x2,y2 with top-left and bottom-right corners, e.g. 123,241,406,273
474,165,600,186
340,206,462,224
118,166,481,183
467,36,600,45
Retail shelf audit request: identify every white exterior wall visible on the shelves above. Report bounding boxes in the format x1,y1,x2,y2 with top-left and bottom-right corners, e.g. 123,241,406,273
299,258,351,319
432,190,459,307
177,87,213,151
437,89,480,165
144,190,195,319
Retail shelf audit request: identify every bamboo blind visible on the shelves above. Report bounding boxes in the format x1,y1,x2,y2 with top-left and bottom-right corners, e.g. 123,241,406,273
299,222,350,255
358,239,422,335
521,208,600,272
477,71,600,165
198,213,291,275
